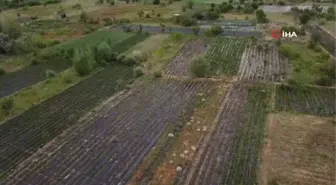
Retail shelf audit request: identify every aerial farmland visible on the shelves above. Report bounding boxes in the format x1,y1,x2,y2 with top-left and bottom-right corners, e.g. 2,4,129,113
0,0,335,185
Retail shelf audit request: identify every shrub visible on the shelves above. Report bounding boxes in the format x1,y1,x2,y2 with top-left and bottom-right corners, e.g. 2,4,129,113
153,71,162,78
190,57,209,77
31,59,39,65
255,9,268,23
210,25,223,35
72,3,82,9
187,1,194,9
315,76,334,86
277,1,285,5
95,41,112,64
73,48,96,76
0,67,5,76
45,69,57,79
206,11,219,20
2,98,14,115
133,66,145,77
117,54,126,63
123,56,138,66
153,0,160,5
80,11,88,23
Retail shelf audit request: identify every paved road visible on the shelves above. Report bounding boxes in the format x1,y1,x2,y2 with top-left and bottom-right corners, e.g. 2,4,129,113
111,25,262,37
260,5,329,12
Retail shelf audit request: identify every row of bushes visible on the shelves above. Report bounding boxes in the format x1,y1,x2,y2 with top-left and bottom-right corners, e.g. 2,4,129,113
0,0,60,9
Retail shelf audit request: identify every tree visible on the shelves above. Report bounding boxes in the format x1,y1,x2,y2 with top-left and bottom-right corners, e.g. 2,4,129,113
153,0,160,5
192,26,200,35
188,1,194,9
299,12,311,24
80,11,88,23
1,98,13,115
190,57,209,77
210,3,215,11
239,0,245,4
255,9,268,23
125,0,130,3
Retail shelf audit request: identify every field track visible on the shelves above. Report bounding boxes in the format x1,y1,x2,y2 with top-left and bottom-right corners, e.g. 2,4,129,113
1,79,212,185
175,84,268,185
164,39,207,76
238,43,288,82
0,65,134,179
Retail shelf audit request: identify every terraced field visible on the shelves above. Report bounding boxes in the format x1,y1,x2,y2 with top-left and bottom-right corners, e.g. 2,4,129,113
238,43,288,82
0,65,134,179
1,79,212,185
174,84,269,185
275,85,335,116
163,39,207,77
204,38,249,75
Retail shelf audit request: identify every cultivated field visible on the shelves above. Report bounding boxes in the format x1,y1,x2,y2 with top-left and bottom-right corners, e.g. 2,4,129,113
1,79,212,185
0,65,134,178
238,42,289,82
174,84,269,185
204,37,249,75
0,31,147,99
163,39,207,77
262,113,335,185
275,85,335,116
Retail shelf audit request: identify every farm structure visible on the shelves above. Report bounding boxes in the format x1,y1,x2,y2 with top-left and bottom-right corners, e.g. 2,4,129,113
163,39,207,77
0,65,134,178
238,42,288,82
204,37,249,75
275,85,335,116
1,79,212,185
174,84,268,185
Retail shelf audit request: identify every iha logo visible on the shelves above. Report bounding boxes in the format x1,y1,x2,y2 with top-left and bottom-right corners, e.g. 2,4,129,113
271,29,298,39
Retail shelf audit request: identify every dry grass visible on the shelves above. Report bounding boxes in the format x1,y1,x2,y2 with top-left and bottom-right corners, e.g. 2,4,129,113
221,13,255,20
265,12,297,25
261,113,335,185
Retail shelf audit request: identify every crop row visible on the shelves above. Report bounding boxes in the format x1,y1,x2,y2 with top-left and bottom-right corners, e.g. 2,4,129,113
0,32,148,99
204,37,249,75
175,84,268,185
0,65,134,177
163,39,207,76
238,43,288,82
275,85,335,116
1,79,211,185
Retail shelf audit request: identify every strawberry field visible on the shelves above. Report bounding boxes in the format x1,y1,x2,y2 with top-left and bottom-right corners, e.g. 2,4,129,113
0,65,134,179
204,37,249,75
163,39,207,77
275,85,335,116
1,79,212,185
238,43,288,82
175,84,269,185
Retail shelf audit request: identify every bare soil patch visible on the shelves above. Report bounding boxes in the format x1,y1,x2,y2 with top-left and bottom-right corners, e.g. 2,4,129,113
261,113,335,185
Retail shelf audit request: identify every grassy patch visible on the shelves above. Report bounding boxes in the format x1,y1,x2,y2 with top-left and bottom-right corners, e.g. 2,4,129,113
280,41,335,86
0,67,94,123
132,33,191,73
265,12,296,24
